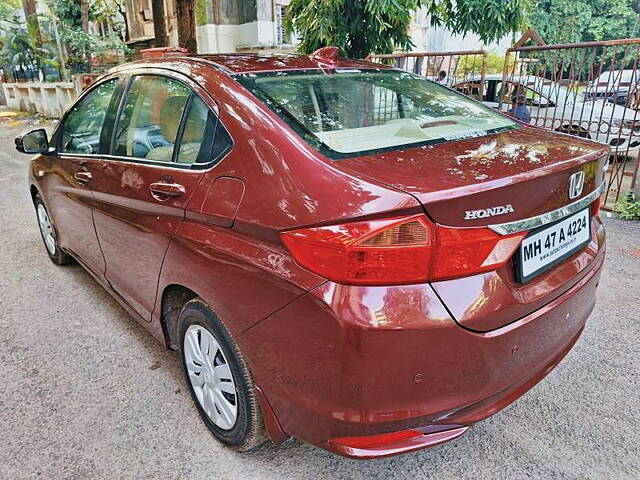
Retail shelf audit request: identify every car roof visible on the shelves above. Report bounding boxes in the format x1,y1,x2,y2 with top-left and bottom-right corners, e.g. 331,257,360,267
117,52,386,76
198,53,380,74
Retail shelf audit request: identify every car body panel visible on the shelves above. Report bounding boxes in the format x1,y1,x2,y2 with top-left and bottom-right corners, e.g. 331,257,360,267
31,154,106,277
89,159,206,320
331,126,607,226
241,240,604,448
25,54,608,458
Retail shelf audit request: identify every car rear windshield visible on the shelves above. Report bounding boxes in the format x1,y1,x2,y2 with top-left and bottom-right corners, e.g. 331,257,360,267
237,69,517,159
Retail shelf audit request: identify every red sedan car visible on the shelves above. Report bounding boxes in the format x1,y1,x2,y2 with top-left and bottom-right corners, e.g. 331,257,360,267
17,47,607,459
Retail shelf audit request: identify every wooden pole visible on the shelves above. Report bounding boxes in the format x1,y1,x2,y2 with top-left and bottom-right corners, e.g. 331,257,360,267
176,0,197,54
152,0,168,47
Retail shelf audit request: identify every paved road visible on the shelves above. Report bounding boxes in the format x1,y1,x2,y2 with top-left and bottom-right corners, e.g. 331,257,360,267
0,119,638,480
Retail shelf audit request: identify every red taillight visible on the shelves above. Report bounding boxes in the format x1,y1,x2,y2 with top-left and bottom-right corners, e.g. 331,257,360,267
280,214,527,285
591,196,602,217
433,225,526,281
329,429,423,450
280,215,433,285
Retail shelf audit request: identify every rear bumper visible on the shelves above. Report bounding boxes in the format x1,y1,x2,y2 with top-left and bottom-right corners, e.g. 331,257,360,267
242,236,605,459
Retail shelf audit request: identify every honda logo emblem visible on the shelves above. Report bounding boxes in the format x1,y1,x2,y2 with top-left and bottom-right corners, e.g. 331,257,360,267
568,171,585,199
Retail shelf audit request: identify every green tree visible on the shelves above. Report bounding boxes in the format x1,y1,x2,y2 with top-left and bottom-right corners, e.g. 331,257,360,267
1,14,57,79
530,0,640,44
0,0,21,18
48,0,127,72
285,0,530,58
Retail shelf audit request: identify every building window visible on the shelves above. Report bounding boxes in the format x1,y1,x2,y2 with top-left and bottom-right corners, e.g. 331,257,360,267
275,3,290,45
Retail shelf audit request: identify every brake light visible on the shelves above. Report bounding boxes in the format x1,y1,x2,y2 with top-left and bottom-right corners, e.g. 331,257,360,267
280,214,527,285
591,196,602,217
280,215,433,285
433,226,526,280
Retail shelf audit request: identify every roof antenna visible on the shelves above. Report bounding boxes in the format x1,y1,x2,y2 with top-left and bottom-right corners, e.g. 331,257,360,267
310,46,340,68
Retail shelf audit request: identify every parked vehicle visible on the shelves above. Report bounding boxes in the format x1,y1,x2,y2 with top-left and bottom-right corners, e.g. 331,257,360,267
453,74,640,158
18,47,607,459
607,82,640,110
583,69,640,100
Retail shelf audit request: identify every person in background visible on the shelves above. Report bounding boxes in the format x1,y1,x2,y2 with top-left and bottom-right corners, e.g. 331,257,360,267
436,70,447,84
509,93,530,123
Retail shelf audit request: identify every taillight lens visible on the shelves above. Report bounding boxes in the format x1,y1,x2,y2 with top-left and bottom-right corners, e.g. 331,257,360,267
280,215,433,285
280,214,527,285
591,196,602,217
433,226,526,280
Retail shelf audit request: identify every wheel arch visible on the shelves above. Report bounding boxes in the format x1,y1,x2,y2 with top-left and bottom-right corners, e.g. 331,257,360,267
160,284,199,350
30,184,39,204
163,284,288,445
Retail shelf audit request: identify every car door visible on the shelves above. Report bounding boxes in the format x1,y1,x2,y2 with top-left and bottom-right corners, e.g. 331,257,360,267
89,73,219,320
43,78,122,276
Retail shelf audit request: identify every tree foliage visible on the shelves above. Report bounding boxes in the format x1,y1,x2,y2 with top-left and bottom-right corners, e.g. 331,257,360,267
285,0,529,58
1,14,58,79
49,0,128,70
530,0,640,44
0,0,21,19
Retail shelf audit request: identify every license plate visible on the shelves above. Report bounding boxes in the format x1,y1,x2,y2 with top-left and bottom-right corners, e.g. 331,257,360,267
517,209,591,282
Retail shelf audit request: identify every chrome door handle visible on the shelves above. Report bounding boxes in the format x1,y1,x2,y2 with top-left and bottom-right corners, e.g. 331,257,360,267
149,181,186,198
74,171,92,183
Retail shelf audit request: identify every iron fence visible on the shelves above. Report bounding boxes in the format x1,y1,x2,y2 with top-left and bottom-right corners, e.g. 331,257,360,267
500,39,640,208
367,49,488,98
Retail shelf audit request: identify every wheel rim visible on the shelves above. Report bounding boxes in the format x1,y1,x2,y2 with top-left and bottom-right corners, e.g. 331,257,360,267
184,324,238,430
37,204,56,256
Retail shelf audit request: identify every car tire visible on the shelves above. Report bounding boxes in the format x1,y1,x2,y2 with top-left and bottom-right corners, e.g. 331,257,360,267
178,298,266,451
34,194,74,265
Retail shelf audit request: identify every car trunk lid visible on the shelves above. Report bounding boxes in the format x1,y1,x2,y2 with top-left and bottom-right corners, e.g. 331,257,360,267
333,126,607,227
331,126,608,332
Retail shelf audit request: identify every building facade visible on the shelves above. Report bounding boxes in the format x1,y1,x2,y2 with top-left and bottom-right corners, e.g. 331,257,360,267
124,0,295,54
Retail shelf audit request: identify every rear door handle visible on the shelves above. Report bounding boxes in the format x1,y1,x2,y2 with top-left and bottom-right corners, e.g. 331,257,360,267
149,181,186,198
74,171,92,183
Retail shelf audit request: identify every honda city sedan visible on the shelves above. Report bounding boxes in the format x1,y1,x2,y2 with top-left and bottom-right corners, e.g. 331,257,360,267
17,47,607,459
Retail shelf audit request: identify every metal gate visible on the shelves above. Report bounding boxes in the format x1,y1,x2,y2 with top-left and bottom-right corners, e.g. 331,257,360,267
367,49,488,98
501,39,640,208
369,40,640,209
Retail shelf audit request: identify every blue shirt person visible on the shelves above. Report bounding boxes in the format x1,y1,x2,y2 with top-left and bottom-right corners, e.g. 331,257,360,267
509,94,530,123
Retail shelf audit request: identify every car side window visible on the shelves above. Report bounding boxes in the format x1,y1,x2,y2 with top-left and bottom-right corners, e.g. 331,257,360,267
60,79,118,154
113,76,190,161
176,95,233,166
176,95,208,164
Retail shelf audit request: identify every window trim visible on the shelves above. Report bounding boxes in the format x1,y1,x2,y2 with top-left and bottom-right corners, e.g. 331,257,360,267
55,68,234,171
171,92,195,163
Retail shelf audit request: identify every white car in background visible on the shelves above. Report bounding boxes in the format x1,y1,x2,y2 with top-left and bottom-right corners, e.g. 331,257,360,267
584,69,640,101
452,74,640,158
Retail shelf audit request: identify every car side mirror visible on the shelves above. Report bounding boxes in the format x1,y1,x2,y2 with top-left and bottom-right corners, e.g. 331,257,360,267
16,128,49,154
